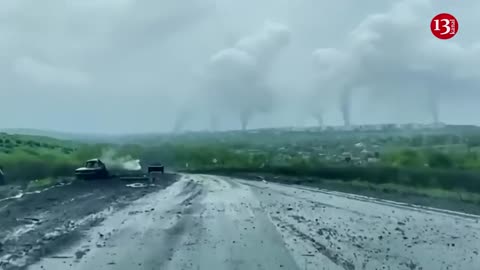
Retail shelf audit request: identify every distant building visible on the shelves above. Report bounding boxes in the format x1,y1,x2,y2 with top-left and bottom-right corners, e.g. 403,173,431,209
354,142,365,148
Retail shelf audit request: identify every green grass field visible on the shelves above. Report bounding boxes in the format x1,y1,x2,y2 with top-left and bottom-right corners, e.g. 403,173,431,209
2,127,480,205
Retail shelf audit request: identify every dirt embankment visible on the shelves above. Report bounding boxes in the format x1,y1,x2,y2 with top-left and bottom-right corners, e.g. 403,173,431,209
0,174,178,270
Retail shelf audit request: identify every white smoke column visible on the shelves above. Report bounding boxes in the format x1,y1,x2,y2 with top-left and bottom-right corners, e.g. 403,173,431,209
100,149,142,171
121,159,142,171
309,0,480,125
205,21,291,130
313,111,324,126
310,48,353,126
340,88,352,126
206,47,258,130
172,108,191,133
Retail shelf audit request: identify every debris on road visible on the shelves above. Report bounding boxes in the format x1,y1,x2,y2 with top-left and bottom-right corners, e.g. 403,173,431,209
16,217,41,225
126,183,148,188
49,255,73,259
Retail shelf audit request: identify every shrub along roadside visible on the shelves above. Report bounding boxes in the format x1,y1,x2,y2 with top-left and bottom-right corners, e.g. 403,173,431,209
0,152,79,183
2,138,480,199
0,142,257,184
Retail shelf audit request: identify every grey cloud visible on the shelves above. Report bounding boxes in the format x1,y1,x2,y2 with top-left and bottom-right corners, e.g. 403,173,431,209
173,20,292,132
1,0,480,133
13,56,90,86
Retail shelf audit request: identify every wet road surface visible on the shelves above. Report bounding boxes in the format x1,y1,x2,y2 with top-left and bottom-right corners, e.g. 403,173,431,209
26,175,480,270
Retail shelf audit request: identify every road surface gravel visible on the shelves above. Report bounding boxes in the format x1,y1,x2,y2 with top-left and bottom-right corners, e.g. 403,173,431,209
19,174,480,270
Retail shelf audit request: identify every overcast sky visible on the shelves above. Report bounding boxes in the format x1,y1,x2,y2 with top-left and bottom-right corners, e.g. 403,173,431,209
1,0,479,133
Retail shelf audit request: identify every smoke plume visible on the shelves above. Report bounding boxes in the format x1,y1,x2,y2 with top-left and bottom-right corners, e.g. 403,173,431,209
340,89,352,126
310,48,352,126
308,0,480,126
173,109,191,133
203,21,291,130
100,149,141,171
313,112,324,127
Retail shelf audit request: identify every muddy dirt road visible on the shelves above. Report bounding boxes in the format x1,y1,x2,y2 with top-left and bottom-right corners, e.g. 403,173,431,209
3,174,480,270
0,174,177,270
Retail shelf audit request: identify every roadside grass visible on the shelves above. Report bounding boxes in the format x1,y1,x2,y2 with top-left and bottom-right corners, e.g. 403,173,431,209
0,150,79,183
0,133,93,183
320,179,480,205
3,131,480,207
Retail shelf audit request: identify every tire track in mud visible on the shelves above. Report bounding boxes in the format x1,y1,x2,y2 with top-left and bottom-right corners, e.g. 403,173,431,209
0,174,179,270
178,178,205,207
163,176,302,270
244,181,368,216
158,177,209,267
270,215,355,270
25,175,208,270
0,182,73,204
108,177,208,269
1,212,108,270
148,208,205,269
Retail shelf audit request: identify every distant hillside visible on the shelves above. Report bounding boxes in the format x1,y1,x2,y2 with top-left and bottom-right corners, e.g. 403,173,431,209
0,128,124,143
0,128,180,144
2,124,480,145
0,132,78,151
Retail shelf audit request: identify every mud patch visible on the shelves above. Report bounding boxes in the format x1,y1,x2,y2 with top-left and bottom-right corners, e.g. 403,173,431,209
181,189,203,206
283,222,355,270
0,174,178,270
74,248,89,260
177,179,198,196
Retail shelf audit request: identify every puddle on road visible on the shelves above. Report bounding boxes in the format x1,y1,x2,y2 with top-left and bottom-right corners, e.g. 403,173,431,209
0,193,24,203
0,182,72,203
125,183,157,188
